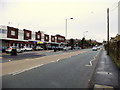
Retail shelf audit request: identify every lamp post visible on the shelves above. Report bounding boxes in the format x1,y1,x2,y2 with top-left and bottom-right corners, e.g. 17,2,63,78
65,18,73,39
107,8,109,55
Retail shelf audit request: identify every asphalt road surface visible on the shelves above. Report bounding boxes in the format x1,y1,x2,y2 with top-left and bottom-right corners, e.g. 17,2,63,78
2,49,101,88
1,49,82,63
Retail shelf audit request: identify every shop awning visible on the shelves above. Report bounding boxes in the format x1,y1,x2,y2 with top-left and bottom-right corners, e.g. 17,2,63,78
37,41,44,44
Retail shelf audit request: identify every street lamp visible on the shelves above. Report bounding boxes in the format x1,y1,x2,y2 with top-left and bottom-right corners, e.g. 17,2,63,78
65,18,73,39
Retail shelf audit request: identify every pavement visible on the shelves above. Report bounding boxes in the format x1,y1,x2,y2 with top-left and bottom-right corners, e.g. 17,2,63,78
90,47,120,89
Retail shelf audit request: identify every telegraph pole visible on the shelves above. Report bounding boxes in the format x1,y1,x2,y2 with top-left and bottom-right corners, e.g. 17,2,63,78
107,8,109,55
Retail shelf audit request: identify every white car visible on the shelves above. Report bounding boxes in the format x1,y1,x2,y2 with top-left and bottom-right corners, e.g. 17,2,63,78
63,46,71,51
23,47,33,51
97,46,101,50
5,46,23,53
92,46,97,51
34,46,43,51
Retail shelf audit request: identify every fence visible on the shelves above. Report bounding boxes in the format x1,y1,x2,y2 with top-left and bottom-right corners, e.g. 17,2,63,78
105,40,120,69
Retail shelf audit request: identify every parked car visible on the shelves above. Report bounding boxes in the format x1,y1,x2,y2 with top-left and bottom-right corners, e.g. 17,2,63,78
22,46,33,51
56,46,64,51
74,47,81,50
34,46,43,51
97,46,101,50
92,46,97,51
46,46,52,50
63,46,71,51
5,46,23,53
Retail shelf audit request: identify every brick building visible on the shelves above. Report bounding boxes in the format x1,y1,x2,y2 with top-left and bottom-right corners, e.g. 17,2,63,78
0,25,66,49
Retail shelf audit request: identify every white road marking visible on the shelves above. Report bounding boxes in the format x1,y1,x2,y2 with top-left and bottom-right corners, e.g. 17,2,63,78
10,64,44,75
85,59,94,66
57,59,60,62
24,59,30,61
51,61,55,62
85,50,100,67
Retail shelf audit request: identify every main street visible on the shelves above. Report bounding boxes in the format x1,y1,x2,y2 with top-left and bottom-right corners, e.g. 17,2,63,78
2,48,102,88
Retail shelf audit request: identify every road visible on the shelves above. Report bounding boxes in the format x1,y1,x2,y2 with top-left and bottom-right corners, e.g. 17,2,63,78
1,49,81,63
2,49,102,88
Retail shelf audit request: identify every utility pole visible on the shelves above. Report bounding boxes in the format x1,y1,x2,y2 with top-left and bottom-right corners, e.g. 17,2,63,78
107,8,109,55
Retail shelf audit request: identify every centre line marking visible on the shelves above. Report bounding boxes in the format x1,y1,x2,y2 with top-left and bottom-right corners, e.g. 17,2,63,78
85,51,100,67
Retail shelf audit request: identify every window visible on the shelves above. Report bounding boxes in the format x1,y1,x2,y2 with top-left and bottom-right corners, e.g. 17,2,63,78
37,35,40,38
46,36,48,40
11,31,15,36
52,38,55,41
2,29,7,34
27,33,30,37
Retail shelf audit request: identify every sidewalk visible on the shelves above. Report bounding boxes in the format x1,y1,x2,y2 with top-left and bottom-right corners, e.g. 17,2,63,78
91,48,119,89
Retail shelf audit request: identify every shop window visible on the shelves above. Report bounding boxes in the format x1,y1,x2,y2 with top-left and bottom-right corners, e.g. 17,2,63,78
11,43,13,46
15,43,17,46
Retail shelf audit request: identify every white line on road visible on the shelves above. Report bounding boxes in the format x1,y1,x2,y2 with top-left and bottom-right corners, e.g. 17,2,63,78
51,61,56,62
57,59,60,62
85,50,100,67
9,64,44,75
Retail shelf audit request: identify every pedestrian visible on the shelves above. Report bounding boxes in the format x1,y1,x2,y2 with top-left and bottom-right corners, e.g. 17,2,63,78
11,48,17,56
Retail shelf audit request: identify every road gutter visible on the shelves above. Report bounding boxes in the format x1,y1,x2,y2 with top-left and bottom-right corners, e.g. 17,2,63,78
86,48,103,88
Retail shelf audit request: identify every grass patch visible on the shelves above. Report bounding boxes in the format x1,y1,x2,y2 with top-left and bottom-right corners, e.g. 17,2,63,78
110,53,120,70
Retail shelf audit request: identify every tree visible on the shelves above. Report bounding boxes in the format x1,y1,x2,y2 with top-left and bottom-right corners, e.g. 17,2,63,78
81,37,85,49
69,38,75,50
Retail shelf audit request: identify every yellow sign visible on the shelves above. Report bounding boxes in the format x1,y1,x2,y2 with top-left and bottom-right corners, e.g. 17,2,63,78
37,41,43,44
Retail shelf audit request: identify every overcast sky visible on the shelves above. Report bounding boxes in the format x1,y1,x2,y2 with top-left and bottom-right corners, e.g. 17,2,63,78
0,0,119,42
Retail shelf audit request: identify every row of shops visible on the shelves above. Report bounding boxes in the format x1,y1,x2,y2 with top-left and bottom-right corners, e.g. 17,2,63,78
0,25,66,49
